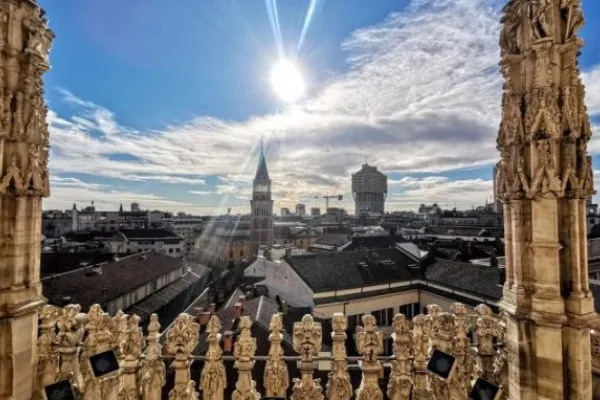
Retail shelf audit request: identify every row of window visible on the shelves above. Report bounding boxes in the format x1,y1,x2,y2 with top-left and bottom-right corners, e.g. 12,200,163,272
346,302,421,331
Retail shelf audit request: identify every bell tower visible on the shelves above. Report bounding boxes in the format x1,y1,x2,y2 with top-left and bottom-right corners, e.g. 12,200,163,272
250,142,273,256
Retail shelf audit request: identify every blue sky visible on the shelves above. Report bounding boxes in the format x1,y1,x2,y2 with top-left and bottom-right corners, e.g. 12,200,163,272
40,0,600,214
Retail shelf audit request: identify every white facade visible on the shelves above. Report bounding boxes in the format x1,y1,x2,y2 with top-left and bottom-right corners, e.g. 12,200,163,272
244,256,314,307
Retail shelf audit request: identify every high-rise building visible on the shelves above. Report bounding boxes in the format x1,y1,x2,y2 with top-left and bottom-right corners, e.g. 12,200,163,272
311,207,320,217
131,202,140,212
250,144,273,255
352,164,388,215
296,203,306,217
280,207,290,216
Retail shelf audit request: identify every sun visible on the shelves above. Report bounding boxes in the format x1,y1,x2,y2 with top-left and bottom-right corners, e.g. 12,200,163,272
269,59,306,103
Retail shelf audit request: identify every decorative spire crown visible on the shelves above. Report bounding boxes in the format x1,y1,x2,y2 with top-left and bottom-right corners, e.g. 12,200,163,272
255,140,270,181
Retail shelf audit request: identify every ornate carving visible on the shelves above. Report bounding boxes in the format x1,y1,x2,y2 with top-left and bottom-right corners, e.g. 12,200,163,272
34,305,59,400
113,310,129,357
561,0,585,40
387,314,412,400
291,314,323,400
141,314,166,400
529,0,554,40
500,0,523,55
326,314,352,400
232,317,260,400
200,315,226,400
265,314,289,398
118,315,144,400
429,312,455,399
166,314,199,400
450,303,472,398
527,139,562,198
355,314,384,400
56,305,86,392
475,305,500,381
0,153,24,195
412,314,432,399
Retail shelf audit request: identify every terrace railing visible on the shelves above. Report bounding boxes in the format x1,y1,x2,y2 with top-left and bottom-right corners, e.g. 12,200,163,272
35,302,507,400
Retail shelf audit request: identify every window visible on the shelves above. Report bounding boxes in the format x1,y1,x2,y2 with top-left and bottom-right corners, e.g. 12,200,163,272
176,248,180,252
348,314,364,331
169,248,173,253
399,302,420,320
240,250,244,257
384,338,394,355
372,308,394,327
229,249,234,258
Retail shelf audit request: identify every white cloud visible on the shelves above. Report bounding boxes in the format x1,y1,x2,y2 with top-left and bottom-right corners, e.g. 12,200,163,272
46,0,599,212
583,65,600,117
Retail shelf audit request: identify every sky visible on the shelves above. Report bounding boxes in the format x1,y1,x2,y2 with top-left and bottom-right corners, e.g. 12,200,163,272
39,0,600,215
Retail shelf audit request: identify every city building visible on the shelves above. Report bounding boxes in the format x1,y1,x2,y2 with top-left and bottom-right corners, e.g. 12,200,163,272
351,163,388,215
280,207,290,216
2,1,600,399
295,203,306,217
311,207,320,216
131,202,141,212
109,228,184,256
250,144,274,255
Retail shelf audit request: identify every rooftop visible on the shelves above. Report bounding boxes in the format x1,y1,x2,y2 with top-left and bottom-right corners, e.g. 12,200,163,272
288,249,417,292
42,252,183,310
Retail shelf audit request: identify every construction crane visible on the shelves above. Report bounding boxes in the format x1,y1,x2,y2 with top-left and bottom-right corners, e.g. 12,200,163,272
315,194,344,211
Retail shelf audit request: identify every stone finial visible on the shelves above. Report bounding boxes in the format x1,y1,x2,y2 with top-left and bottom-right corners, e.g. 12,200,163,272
264,314,289,398
411,313,432,398
326,313,352,400
141,314,166,400
387,314,412,400
232,317,260,400
200,315,226,400
56,305,86,391
34,305,59,400
119,315,144,400
450,303,472,397
291,314,323,400
475,304,500,381
355,314,384,400
165,313,200,400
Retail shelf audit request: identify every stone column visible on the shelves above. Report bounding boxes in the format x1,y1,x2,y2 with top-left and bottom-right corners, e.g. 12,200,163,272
497,1,594,398
0,0,53,399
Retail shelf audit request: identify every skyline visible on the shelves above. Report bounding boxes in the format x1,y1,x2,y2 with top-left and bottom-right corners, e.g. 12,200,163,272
40,0,600,214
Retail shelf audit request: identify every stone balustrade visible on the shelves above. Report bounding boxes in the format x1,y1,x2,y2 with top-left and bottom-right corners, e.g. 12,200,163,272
34,302,508,400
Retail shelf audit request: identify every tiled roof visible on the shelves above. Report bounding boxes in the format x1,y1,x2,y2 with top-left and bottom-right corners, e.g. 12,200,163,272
288,249,417,292
43,252,183,310
424,259,503,300
128,263,211,321
425,225,504,238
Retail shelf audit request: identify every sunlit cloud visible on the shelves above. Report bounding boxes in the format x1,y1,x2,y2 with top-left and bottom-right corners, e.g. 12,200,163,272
46,0,600,213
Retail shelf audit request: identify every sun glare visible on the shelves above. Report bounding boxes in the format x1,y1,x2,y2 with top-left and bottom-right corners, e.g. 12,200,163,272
269,59,306,104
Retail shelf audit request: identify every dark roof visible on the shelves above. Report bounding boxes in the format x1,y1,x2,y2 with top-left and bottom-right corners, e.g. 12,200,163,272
41,252,115,277
127,263,211,321
425,225,504,238
288,249,416,292
118,228,182,240
424,258,503,300
254,146,270,181
342,235,405,251
43,252,183,310
64,230,116,242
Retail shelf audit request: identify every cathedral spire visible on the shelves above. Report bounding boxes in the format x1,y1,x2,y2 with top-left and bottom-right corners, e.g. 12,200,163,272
255,140,270,181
